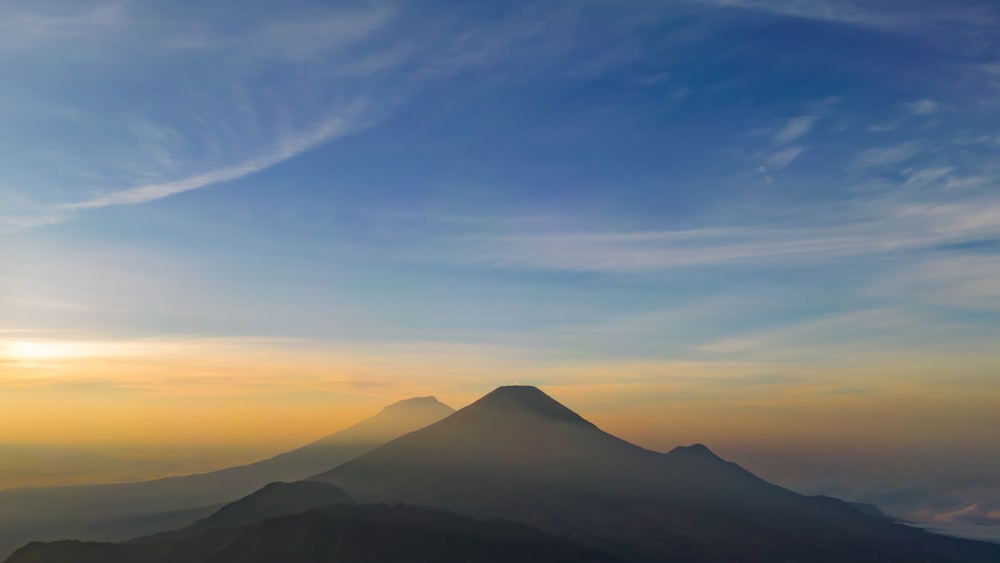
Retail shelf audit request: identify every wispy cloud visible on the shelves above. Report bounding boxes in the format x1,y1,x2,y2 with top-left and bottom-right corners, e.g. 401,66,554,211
0,3,125,53
814,481,1000,543
877,255,1000,311
167,8,397,63
688,0,905,28
0,1,602,231
695,308,909,354
457,227,875,271
59,107,365,211
904,99,943,115
0,3,392,228
904,167,955,187
0,334,530,396
0,212,68,233
394,189,1000,281
774,115,817,143
852,142,921,169
689,0,999,31
764,146,804,169
914,499,1000,541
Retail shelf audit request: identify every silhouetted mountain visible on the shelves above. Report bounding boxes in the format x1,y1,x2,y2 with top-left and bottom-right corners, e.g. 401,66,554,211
136,481,354,542
846,501,896,522
0,397,452,559
6,504,620,563
311,385,1000,562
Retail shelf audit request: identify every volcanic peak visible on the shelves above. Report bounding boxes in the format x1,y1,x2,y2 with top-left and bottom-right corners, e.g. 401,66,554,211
458,385,593,425
666,443,722,459
381,396,451,414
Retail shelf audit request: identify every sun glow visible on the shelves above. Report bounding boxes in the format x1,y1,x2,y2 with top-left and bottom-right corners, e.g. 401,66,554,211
0,339,142,363
2,340,72,361
0,338,181,364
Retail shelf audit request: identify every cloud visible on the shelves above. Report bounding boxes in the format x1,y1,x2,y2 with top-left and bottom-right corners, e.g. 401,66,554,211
853,142,921,169
0,334,530,395
904,99,942,115
0,212,68,233
774,116,817,143
459,227,881,272
764,146,804,169
0,3,391,228
922,503,1000,525
868,123,898,132
170,8,397,63
688,0,905,28
1,1,612,231
904,167,955,187
799,480,1000,542
877,255,1000,311
689,0,999,32
58,107,364,211
694,306,927,362
695,308,913,354
0,3,125,53
401,190,1000,274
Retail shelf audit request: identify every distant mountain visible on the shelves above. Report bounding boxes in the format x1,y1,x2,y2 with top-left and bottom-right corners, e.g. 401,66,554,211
311,386,1000,562
0,397,452,559
5,504,620,563
136,481,355,542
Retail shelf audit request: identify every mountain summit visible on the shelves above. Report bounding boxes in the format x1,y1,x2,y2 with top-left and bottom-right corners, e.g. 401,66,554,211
454,385,592,425
310,396,453,445
382,396,448,411
311,385,658,506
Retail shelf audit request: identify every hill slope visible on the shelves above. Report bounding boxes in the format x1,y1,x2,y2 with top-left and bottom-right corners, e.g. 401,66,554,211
0,397,452,558
135,480,355,542
6,504,621,563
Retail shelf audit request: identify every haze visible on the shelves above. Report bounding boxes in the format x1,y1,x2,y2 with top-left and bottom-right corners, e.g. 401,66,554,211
1,0,999,547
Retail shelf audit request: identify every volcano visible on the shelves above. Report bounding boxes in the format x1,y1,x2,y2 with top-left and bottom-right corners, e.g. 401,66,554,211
310,386,1000,562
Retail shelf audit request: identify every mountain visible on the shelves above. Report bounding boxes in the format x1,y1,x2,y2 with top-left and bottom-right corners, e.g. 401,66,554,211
5,504,621,563
136,481,355,541
311,385,1000,562
0,397,452,559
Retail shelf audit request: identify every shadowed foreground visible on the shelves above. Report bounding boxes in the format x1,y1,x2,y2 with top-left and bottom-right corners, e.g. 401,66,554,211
6,504,620,563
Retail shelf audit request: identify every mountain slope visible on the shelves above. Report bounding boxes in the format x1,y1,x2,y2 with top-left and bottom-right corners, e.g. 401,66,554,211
0,397,452,559
135,481,355,542
6,504,621,563
311,386,1000,562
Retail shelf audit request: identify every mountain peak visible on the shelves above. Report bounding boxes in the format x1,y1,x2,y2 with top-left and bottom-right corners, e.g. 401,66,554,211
381,396,451,414
461,385,592,425
311,396,453,447
665,443,726,463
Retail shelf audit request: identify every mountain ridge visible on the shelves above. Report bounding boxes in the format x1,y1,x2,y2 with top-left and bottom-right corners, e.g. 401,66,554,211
311,385,1000,562
5,504,621,563
0,397,453,559
132,481,355,543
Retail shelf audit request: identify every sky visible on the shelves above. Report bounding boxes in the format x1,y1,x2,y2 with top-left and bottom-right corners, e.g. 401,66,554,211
1,0,999,541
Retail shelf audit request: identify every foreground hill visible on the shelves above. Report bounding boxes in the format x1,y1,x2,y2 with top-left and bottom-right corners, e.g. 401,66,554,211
5,504,620,563
311,386,1000,562
0,397,452,558
135,481,356,542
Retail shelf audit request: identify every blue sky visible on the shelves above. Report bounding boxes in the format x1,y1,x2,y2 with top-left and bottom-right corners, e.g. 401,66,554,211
2,0,1000,539
4,0,999,357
